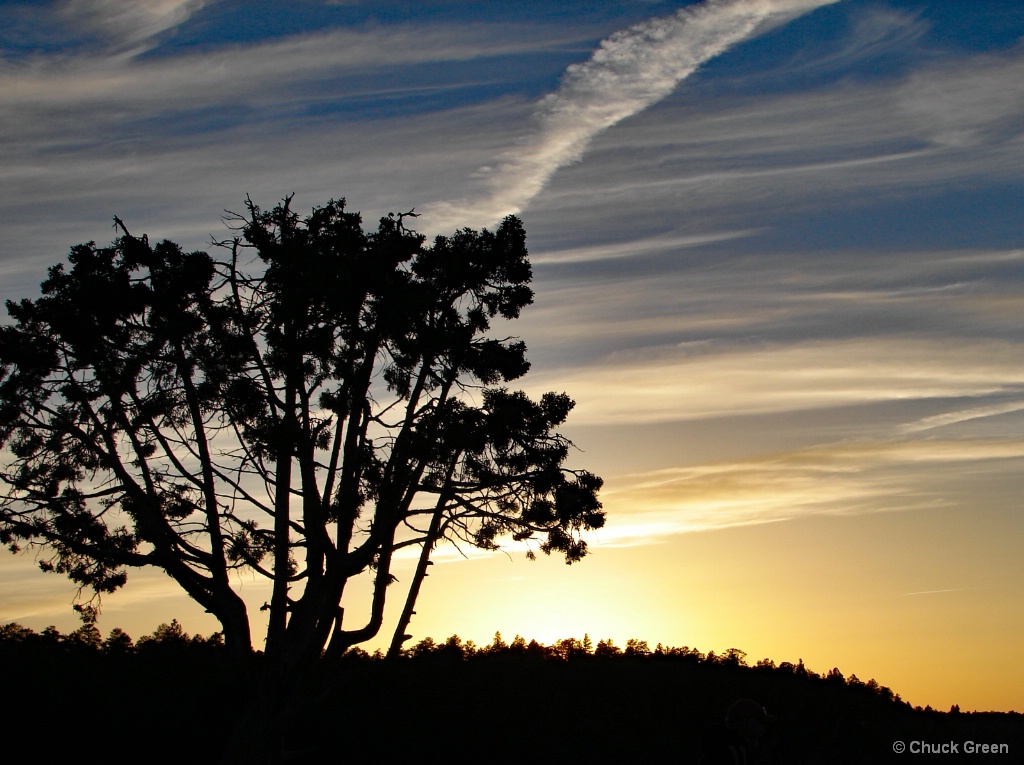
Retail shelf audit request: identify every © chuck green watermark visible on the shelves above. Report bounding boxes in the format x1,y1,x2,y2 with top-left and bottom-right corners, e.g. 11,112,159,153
893,740,1010,755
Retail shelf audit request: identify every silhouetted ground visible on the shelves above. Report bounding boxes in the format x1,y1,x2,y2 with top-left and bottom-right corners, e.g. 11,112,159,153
3,626,1021,763
294,653,1023,764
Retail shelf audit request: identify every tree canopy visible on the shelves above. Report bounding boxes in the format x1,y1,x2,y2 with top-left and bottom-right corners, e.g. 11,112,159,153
0,196,604,674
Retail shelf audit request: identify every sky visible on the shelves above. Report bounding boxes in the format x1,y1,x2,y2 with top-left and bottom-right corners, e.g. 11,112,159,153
2,0,1024,713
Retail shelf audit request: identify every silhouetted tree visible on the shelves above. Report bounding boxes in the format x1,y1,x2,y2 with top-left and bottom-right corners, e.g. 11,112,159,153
825,666,845,685
487,630,508,653
0,622,35,644
137,619,189,647
625,637,651,657
553,636,588,660
67,622,103,650
410,635,438,658
0,195,603,762
40,625,63,647
103,627,134,653
721,647,748,666
594,638,622,657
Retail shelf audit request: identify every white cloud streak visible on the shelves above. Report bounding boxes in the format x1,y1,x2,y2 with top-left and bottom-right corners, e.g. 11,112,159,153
533,229,764,264
518,43,1024,244
422,0,839,232
901,402,1024,434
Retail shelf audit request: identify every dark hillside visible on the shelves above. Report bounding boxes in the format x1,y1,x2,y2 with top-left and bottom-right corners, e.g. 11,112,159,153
3,625,1020,763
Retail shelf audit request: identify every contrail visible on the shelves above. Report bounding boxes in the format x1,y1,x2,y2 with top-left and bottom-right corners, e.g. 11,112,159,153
900,402,1024,434
423,0,839,233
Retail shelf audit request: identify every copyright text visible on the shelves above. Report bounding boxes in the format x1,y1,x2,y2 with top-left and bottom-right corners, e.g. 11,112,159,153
893,740,1010,755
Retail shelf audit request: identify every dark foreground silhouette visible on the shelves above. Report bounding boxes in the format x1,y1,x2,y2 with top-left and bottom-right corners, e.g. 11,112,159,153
3,623,1021,763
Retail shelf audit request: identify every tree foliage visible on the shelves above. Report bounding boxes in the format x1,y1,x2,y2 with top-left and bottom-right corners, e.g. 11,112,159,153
0,196,604,675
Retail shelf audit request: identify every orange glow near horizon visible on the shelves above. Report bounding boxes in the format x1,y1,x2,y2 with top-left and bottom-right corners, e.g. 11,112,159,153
5,469,1022,714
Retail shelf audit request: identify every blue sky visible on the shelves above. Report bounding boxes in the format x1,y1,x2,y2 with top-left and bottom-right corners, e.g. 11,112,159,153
2,0,1024,711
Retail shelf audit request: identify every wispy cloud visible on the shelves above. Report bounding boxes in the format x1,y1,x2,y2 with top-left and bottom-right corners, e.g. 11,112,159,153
533,229,763,264
901,402,1024,434
778,5,931,78
518,44,1024,247
524,243,1024,349
407,431,976,563
0,23,572,116
591,437,1024,543
422,0,839,231
59,0,209,56
524,338,1024,426
899,51,1024,149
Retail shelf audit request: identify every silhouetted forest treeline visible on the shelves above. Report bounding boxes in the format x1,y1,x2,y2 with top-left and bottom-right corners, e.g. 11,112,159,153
3,621,1021,762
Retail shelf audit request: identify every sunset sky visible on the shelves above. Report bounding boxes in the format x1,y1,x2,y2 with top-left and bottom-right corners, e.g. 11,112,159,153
3,0,1024,713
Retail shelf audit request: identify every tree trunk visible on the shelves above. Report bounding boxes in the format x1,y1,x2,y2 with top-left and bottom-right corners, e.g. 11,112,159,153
387,462,456,658
387,507,444,658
